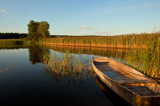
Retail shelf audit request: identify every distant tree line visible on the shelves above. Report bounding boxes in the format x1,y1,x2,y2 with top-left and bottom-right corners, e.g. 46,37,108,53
27,20,50,41
0,32,27,39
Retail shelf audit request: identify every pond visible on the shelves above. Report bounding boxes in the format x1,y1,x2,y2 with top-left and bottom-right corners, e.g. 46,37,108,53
0,45,131,106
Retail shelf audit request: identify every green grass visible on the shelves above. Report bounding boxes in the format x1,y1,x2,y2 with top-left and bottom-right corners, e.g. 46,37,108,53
0,39,33,48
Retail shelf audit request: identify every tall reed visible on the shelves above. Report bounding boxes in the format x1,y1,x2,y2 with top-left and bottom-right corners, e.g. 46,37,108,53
114,35,160,78
43,51,92,80
41,33,160,48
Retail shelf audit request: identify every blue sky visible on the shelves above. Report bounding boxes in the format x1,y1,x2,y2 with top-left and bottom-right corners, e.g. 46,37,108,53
0,0,160,35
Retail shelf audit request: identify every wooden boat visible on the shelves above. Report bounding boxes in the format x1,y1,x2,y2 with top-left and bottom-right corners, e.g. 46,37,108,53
92,57,160,106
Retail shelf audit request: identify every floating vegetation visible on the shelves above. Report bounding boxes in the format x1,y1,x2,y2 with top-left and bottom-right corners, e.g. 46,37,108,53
43,51,92,81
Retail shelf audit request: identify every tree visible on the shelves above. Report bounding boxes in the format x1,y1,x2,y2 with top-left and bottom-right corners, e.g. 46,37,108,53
27,20,50,41
38,21,50,38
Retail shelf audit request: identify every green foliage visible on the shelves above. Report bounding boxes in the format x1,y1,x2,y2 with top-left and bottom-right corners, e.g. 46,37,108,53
38,21,50,38
27,20,50,41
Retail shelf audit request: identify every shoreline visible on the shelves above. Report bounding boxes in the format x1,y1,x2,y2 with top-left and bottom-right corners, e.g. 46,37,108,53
40,42,146,49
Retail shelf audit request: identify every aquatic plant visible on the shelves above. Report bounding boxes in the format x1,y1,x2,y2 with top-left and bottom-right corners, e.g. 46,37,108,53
45,43,160,79
43,51,92,80
0,39,32,48
115,35,160,78
41,33,160,49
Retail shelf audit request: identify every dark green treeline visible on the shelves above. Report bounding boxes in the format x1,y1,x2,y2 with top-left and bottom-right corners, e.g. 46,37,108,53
0,32,27,39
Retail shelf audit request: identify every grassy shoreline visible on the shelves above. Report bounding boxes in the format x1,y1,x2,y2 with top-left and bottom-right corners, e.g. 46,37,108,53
41,33,160,49
0,33,159,79
40,42,146,49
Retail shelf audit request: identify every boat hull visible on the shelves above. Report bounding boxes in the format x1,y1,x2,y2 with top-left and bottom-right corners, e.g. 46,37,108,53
92,57,160,106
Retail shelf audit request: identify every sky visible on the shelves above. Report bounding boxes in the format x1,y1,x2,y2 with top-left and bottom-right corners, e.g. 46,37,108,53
0,0,160,35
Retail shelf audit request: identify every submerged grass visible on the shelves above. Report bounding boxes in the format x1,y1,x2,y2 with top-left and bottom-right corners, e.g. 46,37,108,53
43,51,92,80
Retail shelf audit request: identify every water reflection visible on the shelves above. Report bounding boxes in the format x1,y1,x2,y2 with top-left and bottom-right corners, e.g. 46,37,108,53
45,45,160,78
43,54,92,84
0,44,131,105
92,72,131,106
27,45,130,84
28,45,92,85
28,45,50,64
45,45,128,57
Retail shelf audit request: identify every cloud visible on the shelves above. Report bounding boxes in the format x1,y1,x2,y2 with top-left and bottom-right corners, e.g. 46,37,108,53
143,3,154,8
78,25,92,30
0,9,6,13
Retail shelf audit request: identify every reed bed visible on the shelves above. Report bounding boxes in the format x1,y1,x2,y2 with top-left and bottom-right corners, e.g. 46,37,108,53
41,33,160,79
113,35,160,78
0,39,24,45
43,51,92,80
0,39,33,47
0,33,159,79
41,33,160,48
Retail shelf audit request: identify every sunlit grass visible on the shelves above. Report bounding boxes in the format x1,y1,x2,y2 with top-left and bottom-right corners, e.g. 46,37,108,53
41,33,160,78
41,33,160,48
43,51,92,80
114,35,160,78
1,32,159,79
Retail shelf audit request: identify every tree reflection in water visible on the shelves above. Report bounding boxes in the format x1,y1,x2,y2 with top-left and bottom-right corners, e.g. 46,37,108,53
28,45,92,85
28,45,50,64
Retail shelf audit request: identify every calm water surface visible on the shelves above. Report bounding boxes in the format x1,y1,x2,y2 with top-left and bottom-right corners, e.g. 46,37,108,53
0,45,130,106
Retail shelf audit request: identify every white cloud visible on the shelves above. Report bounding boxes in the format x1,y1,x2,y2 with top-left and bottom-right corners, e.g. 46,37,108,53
143,3,154,8
0,9,6,13
78,25,92,30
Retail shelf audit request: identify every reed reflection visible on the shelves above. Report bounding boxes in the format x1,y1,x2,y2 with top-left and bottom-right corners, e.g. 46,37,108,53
43,51,92,84
28,45,92,85
46,45,160,79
